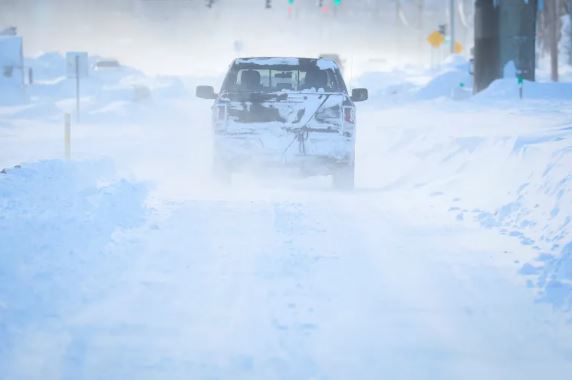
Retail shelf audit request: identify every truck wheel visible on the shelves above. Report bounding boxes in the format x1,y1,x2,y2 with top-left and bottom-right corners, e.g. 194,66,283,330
333,163,355,190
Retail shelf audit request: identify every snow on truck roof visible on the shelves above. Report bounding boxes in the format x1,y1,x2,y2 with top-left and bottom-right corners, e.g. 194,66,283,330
234,57,339,70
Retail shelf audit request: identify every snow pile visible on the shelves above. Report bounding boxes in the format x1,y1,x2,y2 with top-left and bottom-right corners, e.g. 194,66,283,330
351,70,420,101
477,78,572,100
415,55,472,100
537,242,572,310
360,103,572,311
0,160,148,360
464,129,572,310
24,52,67,82
354,54,571,104
10,52,189,123
354,55,473,102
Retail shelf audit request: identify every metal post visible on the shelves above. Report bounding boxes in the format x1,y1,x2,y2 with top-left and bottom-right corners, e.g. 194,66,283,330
569,0,572,66
418,0,425,65
548,0,560,82
64,113,71,160
450,0,456,54
75,55,80,122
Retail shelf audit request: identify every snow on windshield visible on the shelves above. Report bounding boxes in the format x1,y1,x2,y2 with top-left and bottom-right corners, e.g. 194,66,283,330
235,57,301,66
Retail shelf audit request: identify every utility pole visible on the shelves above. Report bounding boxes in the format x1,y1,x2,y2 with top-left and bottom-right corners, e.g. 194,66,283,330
474,0,500,93
499,0,538,81
474,0,538,93
450,0,456,54
418,0,425,65
547,0,560,81
395,0,401,59
569,0,572,66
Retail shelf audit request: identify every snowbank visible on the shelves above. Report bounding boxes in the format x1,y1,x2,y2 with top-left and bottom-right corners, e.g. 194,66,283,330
361,103,572,311
0,160,148,362
354,55,473,102
476,78,572,101
355,54,571,104
465,129,572,310
415,55,472,100
2,51,191,122
415,69,472,100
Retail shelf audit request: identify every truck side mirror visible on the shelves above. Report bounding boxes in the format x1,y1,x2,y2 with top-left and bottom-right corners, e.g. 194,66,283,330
196,85,217,99
351,88,368,102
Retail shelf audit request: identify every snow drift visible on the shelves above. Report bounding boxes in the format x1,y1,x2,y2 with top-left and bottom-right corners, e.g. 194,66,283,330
0,160,148,368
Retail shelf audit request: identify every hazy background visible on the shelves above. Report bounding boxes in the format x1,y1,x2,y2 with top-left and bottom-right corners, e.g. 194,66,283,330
0,0,475,75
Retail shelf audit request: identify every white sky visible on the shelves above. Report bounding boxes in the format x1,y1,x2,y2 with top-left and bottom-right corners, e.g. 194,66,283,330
0,0,475,75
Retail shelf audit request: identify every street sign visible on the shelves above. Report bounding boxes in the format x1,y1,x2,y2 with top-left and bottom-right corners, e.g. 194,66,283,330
66,52,89,79
427,31,445,48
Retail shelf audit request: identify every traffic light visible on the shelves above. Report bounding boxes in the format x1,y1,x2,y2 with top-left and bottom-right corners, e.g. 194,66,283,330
265,0,271,8
333,0,342,6
206,0,215,8
288,0,295,4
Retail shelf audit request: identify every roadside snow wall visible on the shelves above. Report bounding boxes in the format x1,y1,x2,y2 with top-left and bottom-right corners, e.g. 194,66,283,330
0,160,148,365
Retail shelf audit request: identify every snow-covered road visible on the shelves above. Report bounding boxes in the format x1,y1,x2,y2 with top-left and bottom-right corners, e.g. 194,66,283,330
2,66,572,378
3,185,572,379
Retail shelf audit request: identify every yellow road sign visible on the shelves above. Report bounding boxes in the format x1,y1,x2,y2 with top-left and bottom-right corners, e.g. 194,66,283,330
427,31,445,48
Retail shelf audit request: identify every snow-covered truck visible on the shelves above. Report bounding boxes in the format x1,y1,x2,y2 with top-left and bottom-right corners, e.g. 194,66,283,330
196,57,368,189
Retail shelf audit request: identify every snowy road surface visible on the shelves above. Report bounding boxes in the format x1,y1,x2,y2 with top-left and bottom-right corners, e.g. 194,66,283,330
2,79,572,378
2,185,572,379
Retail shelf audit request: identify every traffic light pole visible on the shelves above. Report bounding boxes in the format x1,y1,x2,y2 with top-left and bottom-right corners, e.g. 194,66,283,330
450,0,456,54
569,0,572,66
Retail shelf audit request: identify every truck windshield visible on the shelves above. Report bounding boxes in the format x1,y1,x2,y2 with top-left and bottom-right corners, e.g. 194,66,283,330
222,64,345,93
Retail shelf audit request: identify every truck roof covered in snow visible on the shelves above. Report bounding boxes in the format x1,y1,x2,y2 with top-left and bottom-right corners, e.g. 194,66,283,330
233,57,339,71
222,57,347,94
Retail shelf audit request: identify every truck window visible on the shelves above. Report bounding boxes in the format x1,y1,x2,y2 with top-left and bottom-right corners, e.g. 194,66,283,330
223,64,344,93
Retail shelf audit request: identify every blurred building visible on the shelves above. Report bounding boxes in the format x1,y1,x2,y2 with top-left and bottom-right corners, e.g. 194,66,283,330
0,28,24,86
0,27,25,103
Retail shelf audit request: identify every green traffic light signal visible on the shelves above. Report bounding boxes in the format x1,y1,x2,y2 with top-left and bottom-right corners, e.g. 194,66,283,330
333,0,341,5
288,0,294,4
